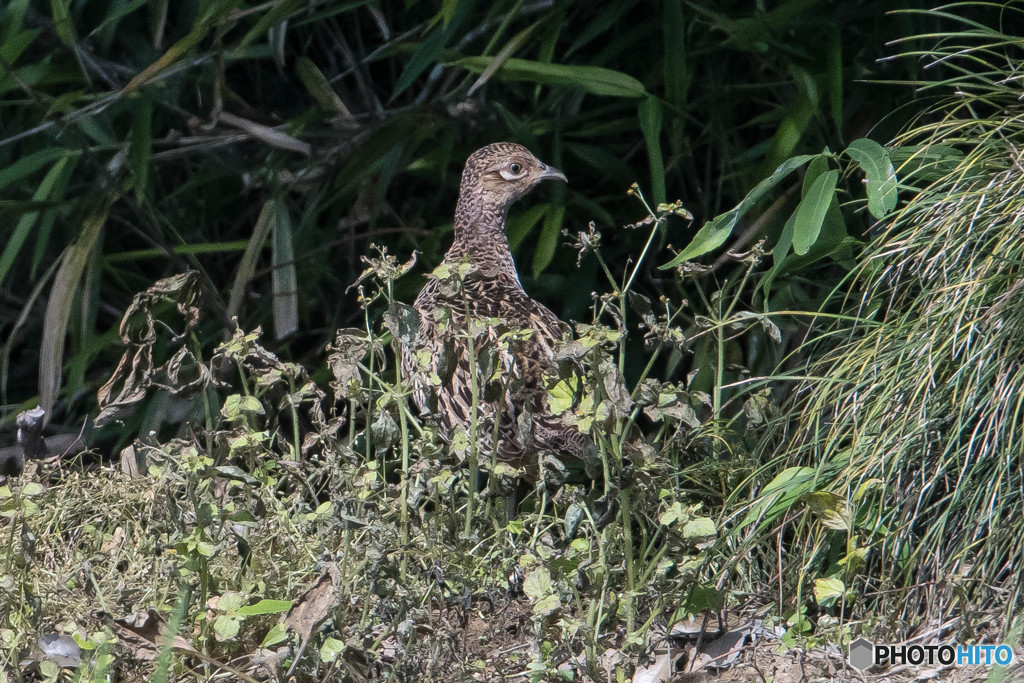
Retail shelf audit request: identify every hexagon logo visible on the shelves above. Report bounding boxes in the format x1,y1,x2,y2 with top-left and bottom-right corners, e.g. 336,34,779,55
849,638,875,670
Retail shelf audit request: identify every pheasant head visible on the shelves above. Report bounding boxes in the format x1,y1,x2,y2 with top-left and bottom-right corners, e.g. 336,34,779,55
453,143,566,248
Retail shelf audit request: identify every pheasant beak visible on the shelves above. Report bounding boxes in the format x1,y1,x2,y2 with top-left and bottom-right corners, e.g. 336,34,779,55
537,164,567,183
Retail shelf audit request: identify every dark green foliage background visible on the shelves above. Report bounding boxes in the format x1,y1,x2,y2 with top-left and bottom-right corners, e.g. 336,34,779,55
2,0,922,434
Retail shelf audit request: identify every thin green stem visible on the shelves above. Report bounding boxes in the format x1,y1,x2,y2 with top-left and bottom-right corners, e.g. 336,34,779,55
463,304,480,538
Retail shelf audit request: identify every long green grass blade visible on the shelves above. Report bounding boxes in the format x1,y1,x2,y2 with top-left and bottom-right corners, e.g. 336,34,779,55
271,202,298,340
0,157,72,290
532,205,564,278
228,200,277,324
129,91,153,202
39,207,110,416
639,96,665,205
451,57,649,98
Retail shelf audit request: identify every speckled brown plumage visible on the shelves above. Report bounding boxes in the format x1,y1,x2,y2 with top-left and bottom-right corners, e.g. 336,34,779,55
401,143,583,470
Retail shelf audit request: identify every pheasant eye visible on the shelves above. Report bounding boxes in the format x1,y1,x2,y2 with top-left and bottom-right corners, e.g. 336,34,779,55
500,162,525,180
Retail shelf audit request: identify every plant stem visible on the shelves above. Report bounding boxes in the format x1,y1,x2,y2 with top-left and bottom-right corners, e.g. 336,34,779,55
620,483,636,634
397,388,410,580
463,306,480,537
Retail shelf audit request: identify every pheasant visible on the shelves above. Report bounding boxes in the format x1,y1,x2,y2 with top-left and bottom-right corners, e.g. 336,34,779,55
401,142,584,474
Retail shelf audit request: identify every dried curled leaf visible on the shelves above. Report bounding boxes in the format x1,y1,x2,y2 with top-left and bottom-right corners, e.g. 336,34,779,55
96,272,204,427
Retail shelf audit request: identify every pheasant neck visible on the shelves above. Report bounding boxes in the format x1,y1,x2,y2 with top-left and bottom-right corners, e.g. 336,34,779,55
449,194,521,283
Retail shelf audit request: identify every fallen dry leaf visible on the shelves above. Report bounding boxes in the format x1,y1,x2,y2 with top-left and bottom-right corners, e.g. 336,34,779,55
110,609,198,661
282,564,342,640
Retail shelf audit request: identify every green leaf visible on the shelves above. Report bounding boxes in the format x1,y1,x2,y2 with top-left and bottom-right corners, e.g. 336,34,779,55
738,466,817,531
533,593,561,617
639,96,665,205
122,0,241,95
22,482,44,496
826,28,843,131
450,57,648,98
49,0,76,47
507,204,547,251
40,207,109,414
663,0,689,106
813,577,845,606
2,0,32,40
271,202,298,340
217,592,244,613
195,540,217,557
659,501,685,527
320,637,347,663
237,0,305,49
0,147,76,193
213,614,240,641
296,56,349,115
261,623,288,648
532,205,564,277
564,3,630,58
844,138,898,218
383,301,420,346
222,394,265,421
523,567,561,617
661,154,817,268
682,516,716,540
441,0,459,26
547,377,578,415
0,156,71,290
129,92,153,202
792,169,838,255
392,3,470,100
802,490,851,530
91,0,151,38
0,28,39,65
238,599,292,616
228,200,277,322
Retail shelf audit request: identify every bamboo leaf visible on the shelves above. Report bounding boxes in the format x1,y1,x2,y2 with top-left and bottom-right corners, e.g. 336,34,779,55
450,57,649,98
0,148,77,193
91,0,151,38
0,157,72,290
663,0,689,106
228,200,277,324
0,28,39,64
238,0,305,49
122,0,239,95
393,27,448,100
392,3,470,101
660,154,817,267
39,207,110,415
31,155,77,279
296,57,352,117
792,169,838,255
639,96,665,205
532,205,564,278
150,0,169,47
1,0,32,40
826,28,843,131
272,202,298,340
441,0,459,26
507,204,547,252
467,22,539,97
49,0,76,47
129,91,153,202
845,138,898,218
564,3,630,58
